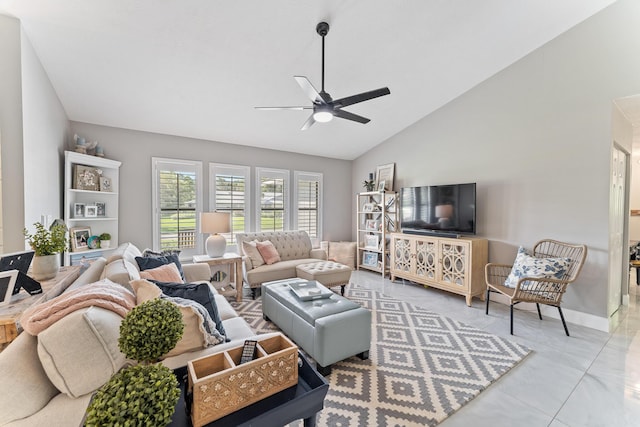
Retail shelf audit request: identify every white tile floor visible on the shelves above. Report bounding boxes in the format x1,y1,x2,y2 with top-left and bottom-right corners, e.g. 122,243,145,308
350,269,640,427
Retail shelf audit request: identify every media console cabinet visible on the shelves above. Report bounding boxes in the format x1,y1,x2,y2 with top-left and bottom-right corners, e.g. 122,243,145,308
390,233,488,306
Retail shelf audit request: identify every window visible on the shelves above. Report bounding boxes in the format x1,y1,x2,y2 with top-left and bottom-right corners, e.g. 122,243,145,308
256,167,289,232
293,171,322,246
209,163,250,244
152,158,202,257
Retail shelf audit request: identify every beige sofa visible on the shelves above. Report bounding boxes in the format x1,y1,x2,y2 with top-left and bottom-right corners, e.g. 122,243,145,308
0,243,276,426
236,231,327,297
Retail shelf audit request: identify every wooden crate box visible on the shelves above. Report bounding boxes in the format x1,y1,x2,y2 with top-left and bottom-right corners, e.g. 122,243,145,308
188,333,298,426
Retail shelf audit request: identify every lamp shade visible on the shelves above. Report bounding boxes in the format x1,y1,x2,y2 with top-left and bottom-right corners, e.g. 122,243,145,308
200,212,231,234
200,212,230,257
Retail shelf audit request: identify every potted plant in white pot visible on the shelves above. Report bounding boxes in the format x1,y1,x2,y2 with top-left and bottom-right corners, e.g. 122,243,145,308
98,232,111,249
23,222,67,280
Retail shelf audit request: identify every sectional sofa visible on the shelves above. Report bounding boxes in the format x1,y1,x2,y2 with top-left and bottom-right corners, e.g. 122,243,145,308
0,243,277,426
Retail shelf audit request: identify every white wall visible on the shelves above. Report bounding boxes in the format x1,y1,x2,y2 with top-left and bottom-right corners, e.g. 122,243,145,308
21,27,69,230
69,122,353,251
353,0,640,326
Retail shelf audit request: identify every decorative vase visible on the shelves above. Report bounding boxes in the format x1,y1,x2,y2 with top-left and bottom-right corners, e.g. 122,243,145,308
32,254,60,281
101,240,111,249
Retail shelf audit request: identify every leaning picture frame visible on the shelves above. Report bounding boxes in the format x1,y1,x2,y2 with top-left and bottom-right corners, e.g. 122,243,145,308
362,251,378,267
377,180,386,192
70,227,91,252
100,176,112,192
364,234,379,249
375,163,395,191
73,165,101,191
362,203,375,213
0,270,19,307
365,219,379,231
95,202,106,217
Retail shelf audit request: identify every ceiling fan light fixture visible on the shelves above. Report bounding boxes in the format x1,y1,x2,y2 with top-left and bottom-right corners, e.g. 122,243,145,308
313,110,333,122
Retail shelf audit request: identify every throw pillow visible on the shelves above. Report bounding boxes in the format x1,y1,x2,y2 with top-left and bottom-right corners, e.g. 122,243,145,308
242,240,265,269
130,280,225,357
142,248,182,258
135,253,185,281
37,306,127,398
139,263,183,283
504,246,571,289
256,240,281,265
149,280,228,341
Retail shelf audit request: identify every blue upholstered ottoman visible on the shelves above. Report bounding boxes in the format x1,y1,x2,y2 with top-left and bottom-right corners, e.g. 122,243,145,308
261,278,371,375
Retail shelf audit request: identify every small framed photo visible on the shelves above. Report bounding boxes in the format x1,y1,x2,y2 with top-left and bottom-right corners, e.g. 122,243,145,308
362,203,375,213
100,176,112,192
362,251,378,267
74,203,85,218
74,165,101,191
365,219,379,231
377,180,386,192
0,270,19,307
95,202,106,217
85,205,98,217
364,234,379,249
70,227,91,252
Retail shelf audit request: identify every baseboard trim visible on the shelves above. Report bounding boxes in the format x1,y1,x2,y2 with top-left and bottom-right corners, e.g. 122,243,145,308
488,293,610,333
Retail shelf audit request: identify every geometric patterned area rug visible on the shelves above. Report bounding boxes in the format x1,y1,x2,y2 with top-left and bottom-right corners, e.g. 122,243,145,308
231,284,530,426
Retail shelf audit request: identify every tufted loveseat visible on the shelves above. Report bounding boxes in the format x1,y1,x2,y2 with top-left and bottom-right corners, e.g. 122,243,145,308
236,231,327,297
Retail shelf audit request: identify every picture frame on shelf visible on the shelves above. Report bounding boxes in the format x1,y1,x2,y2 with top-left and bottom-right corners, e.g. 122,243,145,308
95,202,106,217
70,227,91,252
362,203,375,213
377,180,386,192
85,205,98,218
74,203,85,218
73,165,101,191
375,163,395,191
362,251,378,267
365,219,379,231
99,176,112,192
364,234,379,249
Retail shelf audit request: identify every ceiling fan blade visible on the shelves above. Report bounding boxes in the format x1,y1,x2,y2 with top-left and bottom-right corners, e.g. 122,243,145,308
301,114,316,130
255,106,312,110
294,76,326,104
333,87,390,108
334,109,370,124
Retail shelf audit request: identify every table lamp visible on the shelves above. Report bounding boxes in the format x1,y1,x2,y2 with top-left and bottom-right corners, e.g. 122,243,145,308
200,212,231,257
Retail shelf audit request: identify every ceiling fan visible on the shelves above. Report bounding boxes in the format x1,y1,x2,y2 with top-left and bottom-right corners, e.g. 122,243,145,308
256,21,390,130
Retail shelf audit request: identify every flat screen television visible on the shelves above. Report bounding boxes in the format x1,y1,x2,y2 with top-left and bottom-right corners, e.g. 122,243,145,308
400,183,476,236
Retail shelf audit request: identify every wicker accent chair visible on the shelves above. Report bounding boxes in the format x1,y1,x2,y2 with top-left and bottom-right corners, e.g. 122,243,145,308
485,239,587,336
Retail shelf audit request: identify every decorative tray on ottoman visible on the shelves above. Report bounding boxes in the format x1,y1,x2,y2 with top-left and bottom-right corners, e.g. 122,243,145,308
187,333,299,427
288,280,333,301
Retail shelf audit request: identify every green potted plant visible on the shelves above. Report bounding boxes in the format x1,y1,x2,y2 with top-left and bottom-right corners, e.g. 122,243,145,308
85,298,184,427
23,221,67,280
98,232,112,249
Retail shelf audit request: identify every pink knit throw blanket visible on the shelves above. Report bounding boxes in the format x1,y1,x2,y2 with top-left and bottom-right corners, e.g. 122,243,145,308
21,280,136,335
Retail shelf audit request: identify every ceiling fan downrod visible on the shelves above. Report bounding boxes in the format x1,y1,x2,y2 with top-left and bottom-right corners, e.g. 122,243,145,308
316,22,329,95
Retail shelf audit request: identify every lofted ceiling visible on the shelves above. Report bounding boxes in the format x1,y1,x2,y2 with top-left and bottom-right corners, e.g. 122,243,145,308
0,0,619,160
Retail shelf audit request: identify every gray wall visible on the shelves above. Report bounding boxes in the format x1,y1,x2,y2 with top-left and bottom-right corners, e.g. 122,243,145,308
0,15,25,251
69,122,352,251
353,0,640,324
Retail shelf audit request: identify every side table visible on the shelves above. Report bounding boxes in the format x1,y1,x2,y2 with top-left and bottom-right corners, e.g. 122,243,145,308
193,254,243,303
0,265,81,350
